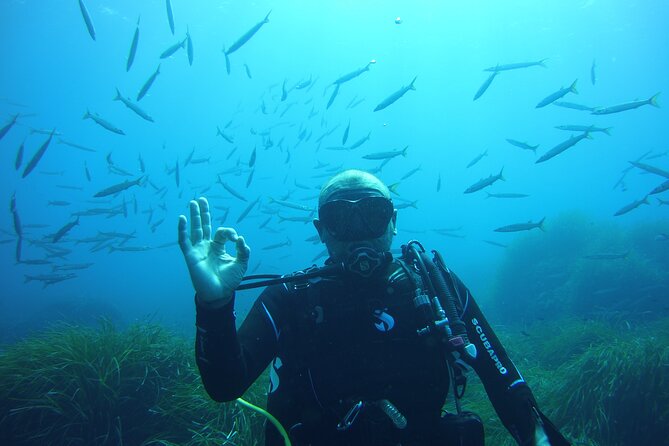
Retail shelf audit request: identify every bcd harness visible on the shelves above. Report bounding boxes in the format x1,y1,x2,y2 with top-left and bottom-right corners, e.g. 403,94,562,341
236,240,479,434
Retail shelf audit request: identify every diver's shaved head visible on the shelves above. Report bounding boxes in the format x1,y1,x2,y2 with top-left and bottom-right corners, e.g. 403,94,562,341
319,169,390,207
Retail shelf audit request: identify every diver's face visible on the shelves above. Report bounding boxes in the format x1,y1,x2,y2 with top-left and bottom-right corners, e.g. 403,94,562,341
313,192,397,262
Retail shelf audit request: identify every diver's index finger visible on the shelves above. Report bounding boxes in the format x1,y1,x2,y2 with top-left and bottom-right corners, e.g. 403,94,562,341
178,215,191,253
235,235,250,263
220,227,239,242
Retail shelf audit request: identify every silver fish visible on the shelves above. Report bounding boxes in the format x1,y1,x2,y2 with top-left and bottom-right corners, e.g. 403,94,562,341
363,146,408,160
555,125,611,135
464,168,504,194
114,88,154,122
506,139,538,153
473,70,498,101
374,77,417,112
52,217,80,243
535,132,591,164
466,149,487,168
94,177,143,198
536,80,578,108
225,11,271,55
83,110,125,135
494,218,545,232
78,0,96,41
614,196,648,216
126,16,140,71
160,38,186,59
592,93,660,115
166,0,175,34
484,59,547,72
137,65,161,102
22,130,55,178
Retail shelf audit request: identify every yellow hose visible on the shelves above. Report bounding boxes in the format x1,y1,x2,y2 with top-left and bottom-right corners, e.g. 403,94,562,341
236,397,292,446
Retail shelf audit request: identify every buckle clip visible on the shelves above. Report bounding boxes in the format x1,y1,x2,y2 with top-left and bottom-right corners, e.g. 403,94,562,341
336,400,364,431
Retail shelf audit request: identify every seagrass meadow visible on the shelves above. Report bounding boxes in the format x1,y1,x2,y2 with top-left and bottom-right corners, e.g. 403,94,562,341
0,321,268,445
1,316,667,445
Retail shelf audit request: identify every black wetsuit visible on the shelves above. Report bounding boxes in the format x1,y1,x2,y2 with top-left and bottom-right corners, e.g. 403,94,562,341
195,257,569,445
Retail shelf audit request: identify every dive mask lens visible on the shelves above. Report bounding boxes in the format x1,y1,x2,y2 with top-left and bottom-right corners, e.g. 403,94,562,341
319,196,394,241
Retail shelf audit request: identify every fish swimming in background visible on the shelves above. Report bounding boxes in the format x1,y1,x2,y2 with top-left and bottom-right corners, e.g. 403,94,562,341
183,147,195,167
52,217,80,243
614,196,649,216
222,46,231,74
342,121,350,145
535,132,591,164
84,162,91,181
473,70,498,101
374,77,417,112
347,132,371,150
294,76,313,90
218,178,248,202
93,177,143,198
628,160,669,179
22,130,55,179
249,146,257,167
483,59,547,72
436,174,441,192
114,88,154,122
554,125,611,135
137,65,161,101
281,79,288,102
362,146,408,160
536,80,578,108
175,159,180,187
166,0,175,34
464,168,504,194
244,64,252,79
57,138,97,153
466,149,488,168
262,237,292,250
14,139,24,170
591,93,660,115
0,113,19,141
590,59,596,85
225,11,271,56
216,126,234,143
333,61,374,85
83,110,125,135
126,17,140,72
553,101,596,111
237,196,261,223
486,192,529,199
160,38,187,59
484,240,508,248
326,83,340,109
494,218,545,232
506,139,539,153
649,179,669,195
78,0,96,41
401,165,421,180
186,27,194,65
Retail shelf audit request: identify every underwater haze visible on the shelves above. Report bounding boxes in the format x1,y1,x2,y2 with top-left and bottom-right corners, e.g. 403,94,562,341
2,1,669,445
1,0,668,343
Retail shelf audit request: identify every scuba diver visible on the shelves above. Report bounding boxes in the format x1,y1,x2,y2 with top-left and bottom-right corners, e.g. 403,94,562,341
178,169,571,446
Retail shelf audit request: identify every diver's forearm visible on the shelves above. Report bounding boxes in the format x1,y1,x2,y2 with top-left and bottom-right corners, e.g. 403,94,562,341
194,296,250,401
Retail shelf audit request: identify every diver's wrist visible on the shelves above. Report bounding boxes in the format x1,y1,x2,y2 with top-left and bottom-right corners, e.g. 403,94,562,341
196,291,234,309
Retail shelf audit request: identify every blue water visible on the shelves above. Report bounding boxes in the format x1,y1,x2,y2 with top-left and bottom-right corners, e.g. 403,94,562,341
0,0,667,338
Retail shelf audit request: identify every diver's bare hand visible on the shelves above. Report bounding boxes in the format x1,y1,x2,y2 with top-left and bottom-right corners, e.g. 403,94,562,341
178,197,250,308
